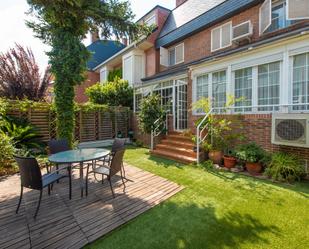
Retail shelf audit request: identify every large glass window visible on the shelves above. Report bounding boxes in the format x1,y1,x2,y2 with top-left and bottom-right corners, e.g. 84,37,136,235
292,52,309,110
134,93,142,112
234,68,253,112
162,88,173,114
196,74,209,100
212,71,227,108
258,62,280,111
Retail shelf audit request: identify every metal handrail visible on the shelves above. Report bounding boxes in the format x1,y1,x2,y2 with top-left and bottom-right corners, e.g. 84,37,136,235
195,102,309,163
151,111,170,150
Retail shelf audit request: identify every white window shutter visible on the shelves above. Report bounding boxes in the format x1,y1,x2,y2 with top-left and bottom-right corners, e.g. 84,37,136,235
259,0,272,34
160,47,169,67
175,43,184,64
287,0,309,20
211,28,221,51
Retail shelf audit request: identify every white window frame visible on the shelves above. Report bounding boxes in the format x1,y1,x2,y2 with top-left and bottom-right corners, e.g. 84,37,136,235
259,0,272,35
145,14,157,27
168,43,184,66
211,22,232,52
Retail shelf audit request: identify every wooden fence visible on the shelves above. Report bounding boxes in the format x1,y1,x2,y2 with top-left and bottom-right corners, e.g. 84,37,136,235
7,104,131,143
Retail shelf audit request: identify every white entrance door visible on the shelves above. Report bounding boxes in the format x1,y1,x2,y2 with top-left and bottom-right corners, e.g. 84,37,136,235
175,79,188,131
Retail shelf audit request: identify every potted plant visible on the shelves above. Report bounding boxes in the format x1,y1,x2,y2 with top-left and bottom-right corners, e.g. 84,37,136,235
223,150,237,169
235,143,266,174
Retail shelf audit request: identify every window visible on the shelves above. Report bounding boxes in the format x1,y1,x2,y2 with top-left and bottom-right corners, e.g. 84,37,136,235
211,22,232,52
266,1,293,33
287,0,309,20
168,43,184,66
151,81,173,113
212,71,227,108
258,62,280,111
234,68,253,112
145,15,156,27
100,69,107,83
196,74,209,100
292,52,309,110
134,93,142,112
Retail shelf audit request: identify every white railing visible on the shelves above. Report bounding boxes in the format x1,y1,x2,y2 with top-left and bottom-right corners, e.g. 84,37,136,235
151,112,169,150
195,103,309,163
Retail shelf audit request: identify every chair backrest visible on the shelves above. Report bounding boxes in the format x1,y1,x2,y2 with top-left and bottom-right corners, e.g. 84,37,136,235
111,138,125,153
48,139,70,155
110,149,125,176
14,156,42,190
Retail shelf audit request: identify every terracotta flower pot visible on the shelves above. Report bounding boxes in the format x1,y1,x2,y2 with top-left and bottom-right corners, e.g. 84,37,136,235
223,156,237,169
208,150,223,165
245,162,262,175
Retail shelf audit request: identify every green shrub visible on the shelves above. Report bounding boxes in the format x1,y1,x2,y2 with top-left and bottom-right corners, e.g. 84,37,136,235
235,143,266,163
138,94,165,134
86,77,133,108
0,116,44,152
265,152,305,183
0,133,15,168
107,68,122,82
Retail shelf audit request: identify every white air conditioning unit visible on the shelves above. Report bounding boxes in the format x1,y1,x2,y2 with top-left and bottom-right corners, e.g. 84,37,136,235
272,114,309,148
232,21,253,42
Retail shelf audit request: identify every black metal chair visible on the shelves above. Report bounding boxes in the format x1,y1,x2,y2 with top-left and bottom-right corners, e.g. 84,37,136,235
14,155,72,218
86,149,126,198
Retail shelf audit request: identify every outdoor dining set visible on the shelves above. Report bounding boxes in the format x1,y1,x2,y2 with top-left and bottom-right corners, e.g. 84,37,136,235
14,138,127,218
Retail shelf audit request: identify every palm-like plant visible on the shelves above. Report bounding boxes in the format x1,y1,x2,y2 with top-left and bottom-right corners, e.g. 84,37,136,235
0,44,51,101
0,117,43,151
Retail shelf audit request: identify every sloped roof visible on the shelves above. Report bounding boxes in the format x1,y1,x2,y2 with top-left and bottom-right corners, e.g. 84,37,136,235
87,40,126,71
156,0,261,48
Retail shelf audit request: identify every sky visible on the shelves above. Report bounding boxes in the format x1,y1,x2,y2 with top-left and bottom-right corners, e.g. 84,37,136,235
0,0,175,71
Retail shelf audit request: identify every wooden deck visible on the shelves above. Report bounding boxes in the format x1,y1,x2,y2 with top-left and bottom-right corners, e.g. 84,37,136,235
0,164,183,249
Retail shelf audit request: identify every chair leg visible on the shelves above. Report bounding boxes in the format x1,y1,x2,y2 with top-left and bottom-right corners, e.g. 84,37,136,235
16,185,23,214
122,162,126,179
48,185,51,195
68,167,72,200
86,164,90,197
108,176,115,198
56,164,60,183
120,169,126,192
102,175,104,184
34,190,43,219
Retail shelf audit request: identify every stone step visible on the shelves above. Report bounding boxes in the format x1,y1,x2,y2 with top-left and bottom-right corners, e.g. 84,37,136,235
150,149,196,164
156,144,197,158
166,134,193,143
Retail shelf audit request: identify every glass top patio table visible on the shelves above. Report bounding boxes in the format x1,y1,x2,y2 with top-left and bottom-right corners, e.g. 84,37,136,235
48,148,110,197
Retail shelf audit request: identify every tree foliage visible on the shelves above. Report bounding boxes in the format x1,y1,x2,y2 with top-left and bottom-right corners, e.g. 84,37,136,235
0,44,51,101
86,77,133,108
138,94,165,134
26,0,149,144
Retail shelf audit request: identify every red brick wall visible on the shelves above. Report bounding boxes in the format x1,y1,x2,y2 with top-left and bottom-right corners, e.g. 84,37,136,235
75,71,99,103
190,113,309,161
161,4,309,70
145,47,157,77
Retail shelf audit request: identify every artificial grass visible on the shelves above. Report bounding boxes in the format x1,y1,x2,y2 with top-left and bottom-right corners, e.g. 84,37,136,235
87,146,309,249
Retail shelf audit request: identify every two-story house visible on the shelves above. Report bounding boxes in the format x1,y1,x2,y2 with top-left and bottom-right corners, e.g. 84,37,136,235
94,0,309,164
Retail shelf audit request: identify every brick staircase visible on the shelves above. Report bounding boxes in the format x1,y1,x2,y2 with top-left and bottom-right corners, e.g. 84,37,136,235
150,131,198,164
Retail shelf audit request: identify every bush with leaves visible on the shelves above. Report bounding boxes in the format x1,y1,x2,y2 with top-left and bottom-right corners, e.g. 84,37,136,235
0,133,15,169
108,68,122,82
0,44,51,101
138,94,165,134
86,77,133,108
235,143,266,163
265,152,305,183
0,116,43,152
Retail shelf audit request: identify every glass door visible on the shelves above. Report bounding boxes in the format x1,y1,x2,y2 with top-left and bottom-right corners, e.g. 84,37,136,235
175,79,188,131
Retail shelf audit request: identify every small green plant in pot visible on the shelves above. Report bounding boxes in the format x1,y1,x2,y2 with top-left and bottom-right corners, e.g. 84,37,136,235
223,150,238,169
235,143,266,174
265,152,305,183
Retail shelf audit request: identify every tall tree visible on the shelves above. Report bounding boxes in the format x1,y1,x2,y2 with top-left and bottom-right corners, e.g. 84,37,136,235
26,0,148,144
0,44,51,101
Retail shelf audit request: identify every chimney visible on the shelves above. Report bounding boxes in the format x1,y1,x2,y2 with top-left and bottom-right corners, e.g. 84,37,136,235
176,0,187,7
90,31,100,43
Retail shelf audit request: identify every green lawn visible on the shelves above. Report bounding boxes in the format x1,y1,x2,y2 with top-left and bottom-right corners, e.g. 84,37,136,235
87,146,309,249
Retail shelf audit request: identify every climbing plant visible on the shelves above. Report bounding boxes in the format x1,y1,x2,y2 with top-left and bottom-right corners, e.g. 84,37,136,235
26,0,150,145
